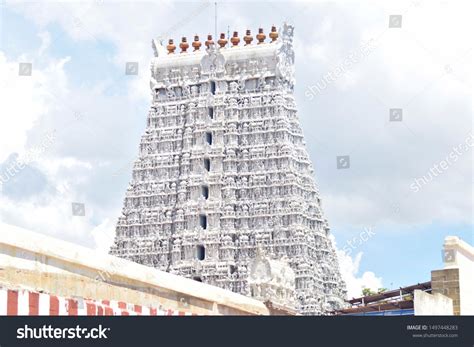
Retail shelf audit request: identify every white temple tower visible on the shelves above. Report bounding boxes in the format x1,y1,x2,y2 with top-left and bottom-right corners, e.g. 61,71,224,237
110,24,346,314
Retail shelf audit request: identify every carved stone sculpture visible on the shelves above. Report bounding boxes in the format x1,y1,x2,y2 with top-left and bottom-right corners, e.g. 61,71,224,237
110,24,346,315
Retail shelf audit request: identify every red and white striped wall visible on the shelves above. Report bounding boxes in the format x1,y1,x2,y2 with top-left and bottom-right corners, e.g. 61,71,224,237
0,287,197,316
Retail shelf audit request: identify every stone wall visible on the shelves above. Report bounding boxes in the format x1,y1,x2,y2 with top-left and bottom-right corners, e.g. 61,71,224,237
431,268,460,315
414,289,453,316
0,286,198,316
0,222,269,316
430,236,474,316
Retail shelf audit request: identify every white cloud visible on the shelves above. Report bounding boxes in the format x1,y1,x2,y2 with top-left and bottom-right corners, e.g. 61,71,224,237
296,1,472,228
0,188,89,244
0,11,134,245
90,218,115,253
37,31,51,57
0,52,47,161
337,250,384,299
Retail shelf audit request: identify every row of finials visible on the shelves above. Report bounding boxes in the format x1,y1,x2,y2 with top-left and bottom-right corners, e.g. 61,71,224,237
166,26,279,54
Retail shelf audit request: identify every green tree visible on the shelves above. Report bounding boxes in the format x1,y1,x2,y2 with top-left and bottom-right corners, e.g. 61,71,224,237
361,287,387,296
362,288,375,296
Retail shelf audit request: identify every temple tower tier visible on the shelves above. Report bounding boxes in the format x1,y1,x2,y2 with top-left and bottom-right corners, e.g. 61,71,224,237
110,24,347,315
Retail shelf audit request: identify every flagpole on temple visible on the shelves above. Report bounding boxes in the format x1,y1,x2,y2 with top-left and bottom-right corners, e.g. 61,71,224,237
214,2,218,40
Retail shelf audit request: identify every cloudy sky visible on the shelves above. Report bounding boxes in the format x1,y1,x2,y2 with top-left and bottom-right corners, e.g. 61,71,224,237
0,0,472,298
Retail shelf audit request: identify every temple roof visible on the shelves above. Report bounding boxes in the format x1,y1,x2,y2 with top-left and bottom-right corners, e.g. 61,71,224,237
152,42,279,69
151,24,294,69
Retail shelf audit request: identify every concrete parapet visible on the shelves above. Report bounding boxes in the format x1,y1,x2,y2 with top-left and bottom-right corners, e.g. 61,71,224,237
0,222,269,315
414,289,453,316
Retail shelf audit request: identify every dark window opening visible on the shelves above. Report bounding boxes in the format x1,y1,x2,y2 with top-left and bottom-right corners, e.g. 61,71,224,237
208,107,214,119
210,81,216,95
205,132,213,145
245,78,258,90
193,276,202,282
199,215,207,229
201,185,209,199
197,245,205,260
157,88,166,98
230,265,236,274
265,77,275,86
204,158,210,172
